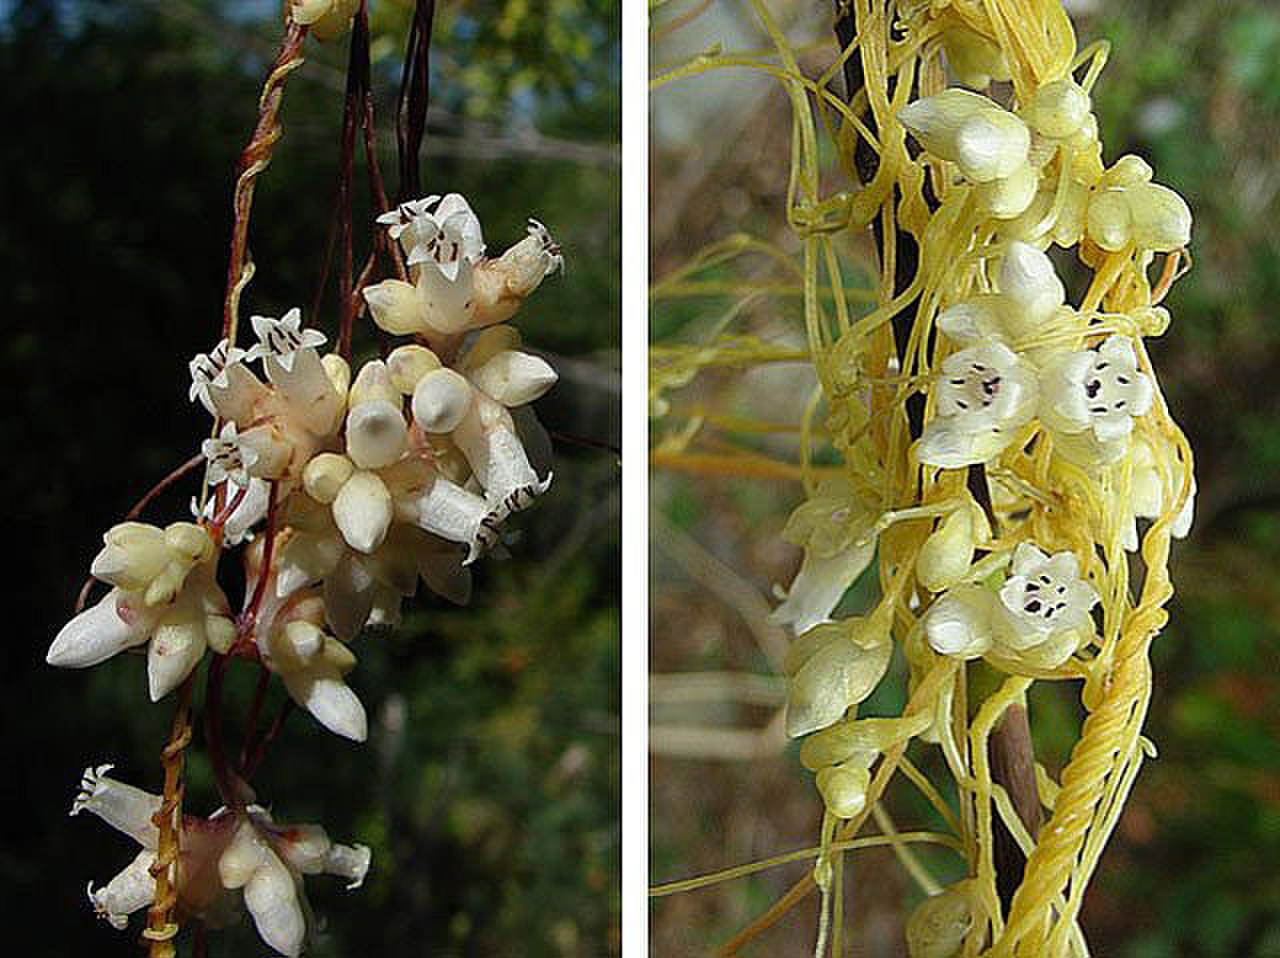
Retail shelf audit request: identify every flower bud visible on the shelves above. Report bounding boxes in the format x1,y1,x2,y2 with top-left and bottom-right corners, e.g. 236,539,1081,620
469,349,558,406
348,359,399,408
281,620,325,666
303,452,355,504
1020,79,1091,139
163,522,213,564
412,368,474,433
800,713,932,771
91,523,170,591
1086,189,1133,251
1128,182,1191,251
816,763,871,819
321,353,351,400
923,584,994,659
346,400,408,470
999,240,1065,325
940,25,1010,89
917,507,977,593
332,470,393,554
973,162,1038,219
898,89,1030,182
386,344,441,393
147,615,205,701
362,279,424,335
1104,154,1153,187
785,619,893,738
906,882,974,958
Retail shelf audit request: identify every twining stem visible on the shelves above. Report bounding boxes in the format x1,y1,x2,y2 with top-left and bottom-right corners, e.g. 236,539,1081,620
222,20,308,344
142,675,195,957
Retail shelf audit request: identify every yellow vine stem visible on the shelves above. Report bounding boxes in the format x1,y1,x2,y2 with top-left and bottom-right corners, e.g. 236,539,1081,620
141,675,195,957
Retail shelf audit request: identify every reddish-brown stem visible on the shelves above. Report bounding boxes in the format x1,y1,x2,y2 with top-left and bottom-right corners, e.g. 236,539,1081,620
142,675,195,957
204,653,249,812
239,665,273,773
211,482,250,530
222,21,309,343
241,480,280,632
396,0,436,199
245,698,296,780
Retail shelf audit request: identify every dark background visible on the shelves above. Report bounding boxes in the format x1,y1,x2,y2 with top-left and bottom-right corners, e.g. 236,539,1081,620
1,0,619,954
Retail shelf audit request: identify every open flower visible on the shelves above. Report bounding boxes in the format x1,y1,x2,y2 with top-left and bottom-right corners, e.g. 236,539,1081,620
918,342,1038,468
925,543,1098,672
47,522,235,700
71,764,369,956
366,197,562,339
1039,334,1153,465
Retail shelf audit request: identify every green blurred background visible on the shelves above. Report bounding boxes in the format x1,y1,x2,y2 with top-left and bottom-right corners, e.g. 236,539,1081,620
2,0,618,954
650,1,1280,955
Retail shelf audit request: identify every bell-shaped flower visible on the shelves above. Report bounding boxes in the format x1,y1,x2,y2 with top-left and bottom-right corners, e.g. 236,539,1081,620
783,617,893,738
345,360,409,471
48,522,236,699
450,390,553,514
918,342,1038,468
471,219,564,327
369,200,561,337
1119,435,1196,550
202,422,258,488
189,338,259,419
70,764,161,930
1039,335,1153,465
245,309,345,437
991,543,1098,668
898,89,1030,183
770,478,880,634
291,0,359,41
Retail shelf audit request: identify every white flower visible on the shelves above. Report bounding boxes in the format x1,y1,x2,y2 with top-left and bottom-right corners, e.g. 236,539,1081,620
69,764,162,931
378,194,485,280
245,308,327,375
70,764,371,955
450,391,553,514
202,422,258,487
994,543,1098,652
1120,435,1196,550
918,342,1038,468
1039,335,1153,464
189,338,248,416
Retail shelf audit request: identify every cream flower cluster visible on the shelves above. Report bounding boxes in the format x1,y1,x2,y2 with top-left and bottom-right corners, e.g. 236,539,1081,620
71,764,368,956
47,193,561,953
769,62,1197,830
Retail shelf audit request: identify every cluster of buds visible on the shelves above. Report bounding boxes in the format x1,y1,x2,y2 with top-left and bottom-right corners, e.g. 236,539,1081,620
767,23,1195,865
47,194,562,953
72,764,369,956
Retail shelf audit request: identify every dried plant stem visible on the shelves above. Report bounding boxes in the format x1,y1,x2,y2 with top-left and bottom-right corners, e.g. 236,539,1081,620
142,675,195,957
